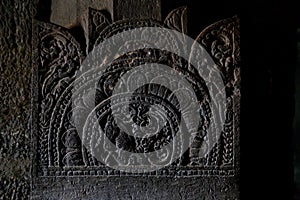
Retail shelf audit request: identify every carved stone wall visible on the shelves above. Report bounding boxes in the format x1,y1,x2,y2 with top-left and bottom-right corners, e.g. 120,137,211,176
0,1,297,200
31,1,240,199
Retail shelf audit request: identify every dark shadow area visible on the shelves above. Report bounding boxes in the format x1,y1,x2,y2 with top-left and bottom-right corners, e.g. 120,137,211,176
239,2,296,200
35,0,52,21
186,0,297,199
187,0,240,39
161,0,186,20
294,29,300,200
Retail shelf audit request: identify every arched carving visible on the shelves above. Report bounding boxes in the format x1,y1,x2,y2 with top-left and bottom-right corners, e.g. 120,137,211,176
164,6,187,34
33,8,240,177
33,21,84,167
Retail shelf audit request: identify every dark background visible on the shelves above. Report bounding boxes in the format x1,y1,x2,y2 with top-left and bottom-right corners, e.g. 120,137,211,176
0,0,299,199
184,0,298,198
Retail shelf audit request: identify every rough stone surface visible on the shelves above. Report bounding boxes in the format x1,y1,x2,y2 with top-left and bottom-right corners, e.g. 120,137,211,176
0,0,37,199
51,0,113,28
31,176,239,199
113,0,161,21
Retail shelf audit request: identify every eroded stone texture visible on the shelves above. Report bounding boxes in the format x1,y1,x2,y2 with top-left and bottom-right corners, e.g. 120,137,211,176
113,0,161,21
0,0,37,199
51,0,113,28
31,176,239,199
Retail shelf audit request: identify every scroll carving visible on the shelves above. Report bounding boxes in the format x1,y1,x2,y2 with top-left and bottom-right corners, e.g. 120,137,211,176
195,16,240,85
81,8,112,53
33,21,84,168
195,16,240,167
33,9,239,177
164,6,187,34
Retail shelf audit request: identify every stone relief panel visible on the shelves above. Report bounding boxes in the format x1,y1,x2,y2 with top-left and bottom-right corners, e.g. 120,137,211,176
32,2,239,189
